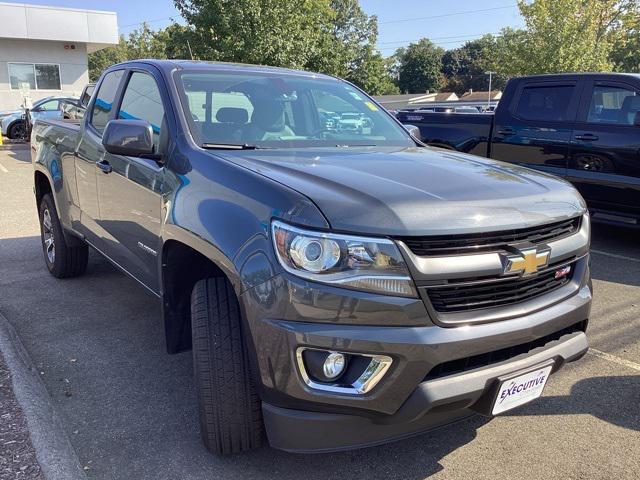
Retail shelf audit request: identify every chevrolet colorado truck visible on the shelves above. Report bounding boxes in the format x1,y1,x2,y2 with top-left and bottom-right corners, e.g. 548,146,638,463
31,60,592,455
398,73,640,227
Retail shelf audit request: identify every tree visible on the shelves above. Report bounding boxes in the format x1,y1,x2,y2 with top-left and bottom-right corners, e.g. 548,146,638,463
88,23,179,81
494,0,637,76
394,39,444,94
441,35,507,94
611,6,640,72
348,50,399,95
173,0,333,69
172,0,397,94
88,36,128,81
88,2,398,94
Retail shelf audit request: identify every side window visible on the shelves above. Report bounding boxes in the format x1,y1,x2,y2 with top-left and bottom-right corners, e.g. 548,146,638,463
515,85,575,122
90,70,124,134
38,100,60,111
118,72,166,148
587,85,639,125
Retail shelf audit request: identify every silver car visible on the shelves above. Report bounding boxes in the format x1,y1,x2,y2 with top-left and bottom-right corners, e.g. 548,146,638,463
1,96,80,140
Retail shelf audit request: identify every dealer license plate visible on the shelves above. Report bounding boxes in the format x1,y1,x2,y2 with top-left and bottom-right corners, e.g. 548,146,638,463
492,365,553,415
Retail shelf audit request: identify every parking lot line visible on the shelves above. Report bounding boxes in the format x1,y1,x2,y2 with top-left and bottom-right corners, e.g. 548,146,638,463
0,163,8,173
588,348,640,372
591,249,640,263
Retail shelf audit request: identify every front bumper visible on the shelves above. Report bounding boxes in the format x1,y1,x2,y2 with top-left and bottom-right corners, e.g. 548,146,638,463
263,329,587,452
241,264,592,452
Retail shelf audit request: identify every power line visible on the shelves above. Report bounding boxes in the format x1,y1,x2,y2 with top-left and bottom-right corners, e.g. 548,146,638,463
121,17,174,28
378,4,518,25
377,32,500,46
378,34,502,51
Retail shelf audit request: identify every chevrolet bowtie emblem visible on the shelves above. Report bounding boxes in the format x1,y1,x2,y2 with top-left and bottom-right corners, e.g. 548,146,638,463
503,247,551,275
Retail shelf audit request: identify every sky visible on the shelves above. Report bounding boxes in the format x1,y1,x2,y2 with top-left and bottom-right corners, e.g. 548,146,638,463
15,0,525,55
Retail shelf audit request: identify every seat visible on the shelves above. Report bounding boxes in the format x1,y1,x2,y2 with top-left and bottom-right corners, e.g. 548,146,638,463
242,99,294,142
202,107,248,143
618,95,640,125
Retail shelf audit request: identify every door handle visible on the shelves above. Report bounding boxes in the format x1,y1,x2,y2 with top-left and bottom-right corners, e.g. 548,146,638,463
497,128,515,136
575,133,599,141
96,160,112,174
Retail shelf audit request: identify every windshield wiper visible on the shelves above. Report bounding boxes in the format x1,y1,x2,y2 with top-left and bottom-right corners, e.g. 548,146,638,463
201,143,260,150
335,144,377,147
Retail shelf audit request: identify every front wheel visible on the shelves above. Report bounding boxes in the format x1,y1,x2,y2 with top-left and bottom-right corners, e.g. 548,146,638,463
38,194,88,278
191,277,264,455
8,121,27,140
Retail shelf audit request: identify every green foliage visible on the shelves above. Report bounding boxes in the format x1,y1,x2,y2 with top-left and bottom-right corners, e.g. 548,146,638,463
88,23,192,81
611,6,640,72
395,39,444,94
88,0,640,98
88,1,397,94
310,0,398,94
494,0,637,76
173,0,332,69
88,36,128,82
441,35,507,94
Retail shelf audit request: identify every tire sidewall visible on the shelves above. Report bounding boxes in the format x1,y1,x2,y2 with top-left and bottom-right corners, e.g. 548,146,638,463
9,121,26,140
39,195,64,275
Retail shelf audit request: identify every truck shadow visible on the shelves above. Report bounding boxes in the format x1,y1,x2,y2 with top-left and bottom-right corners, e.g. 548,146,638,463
590,222,640,287
241,415,491,480
503,375,640,432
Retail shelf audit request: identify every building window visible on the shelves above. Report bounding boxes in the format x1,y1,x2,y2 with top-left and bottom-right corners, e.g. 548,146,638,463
8,63,61,90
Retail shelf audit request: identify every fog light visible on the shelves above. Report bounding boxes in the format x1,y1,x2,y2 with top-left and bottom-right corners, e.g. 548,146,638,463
323,352,346,379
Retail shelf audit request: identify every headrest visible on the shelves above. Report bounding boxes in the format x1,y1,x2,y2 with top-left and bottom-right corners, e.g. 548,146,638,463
251,99,286,132
216,107,248,124
621,95,640,111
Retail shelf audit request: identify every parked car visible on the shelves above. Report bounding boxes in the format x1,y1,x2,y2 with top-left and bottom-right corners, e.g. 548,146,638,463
31,60,591,455
397,73,640,227
337,112,372,133
1,96,80,140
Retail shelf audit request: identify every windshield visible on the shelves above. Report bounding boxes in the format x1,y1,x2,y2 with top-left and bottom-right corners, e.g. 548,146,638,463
176,70,413,148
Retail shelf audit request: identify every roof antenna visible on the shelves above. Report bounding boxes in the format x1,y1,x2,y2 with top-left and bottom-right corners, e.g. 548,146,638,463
187,40,194,60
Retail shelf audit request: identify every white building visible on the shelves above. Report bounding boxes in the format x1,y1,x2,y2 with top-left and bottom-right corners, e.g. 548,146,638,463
0,2,118,110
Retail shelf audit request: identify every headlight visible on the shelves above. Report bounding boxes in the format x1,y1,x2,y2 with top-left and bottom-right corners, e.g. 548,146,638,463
271,220,417,297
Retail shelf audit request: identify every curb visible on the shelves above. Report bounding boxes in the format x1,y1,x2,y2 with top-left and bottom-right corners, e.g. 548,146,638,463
0,312,87,480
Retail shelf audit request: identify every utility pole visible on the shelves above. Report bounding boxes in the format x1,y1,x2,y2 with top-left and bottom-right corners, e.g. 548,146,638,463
187,40,194,60
485,71,496,110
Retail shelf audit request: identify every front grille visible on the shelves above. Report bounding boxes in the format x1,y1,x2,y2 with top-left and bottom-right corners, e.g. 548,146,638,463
423,320,587,382
399,216,581,256
425,262,574,313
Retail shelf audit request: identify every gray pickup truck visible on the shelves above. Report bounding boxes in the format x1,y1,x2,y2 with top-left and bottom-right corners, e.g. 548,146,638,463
31,60,592,455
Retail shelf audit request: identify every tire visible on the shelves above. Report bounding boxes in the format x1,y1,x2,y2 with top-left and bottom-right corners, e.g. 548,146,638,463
191,277,263,455
38,194,88,278
8,121,27,140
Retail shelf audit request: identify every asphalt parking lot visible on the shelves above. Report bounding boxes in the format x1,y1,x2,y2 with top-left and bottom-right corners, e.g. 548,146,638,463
0,145,638,480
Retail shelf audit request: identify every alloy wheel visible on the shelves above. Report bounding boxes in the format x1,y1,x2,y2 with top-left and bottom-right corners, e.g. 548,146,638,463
42,209,55,264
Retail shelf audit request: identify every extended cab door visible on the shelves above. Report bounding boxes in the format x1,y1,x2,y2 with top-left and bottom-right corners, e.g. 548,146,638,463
95,69,170,292
74,69,126,244
569,79,640,224
491,80,581,177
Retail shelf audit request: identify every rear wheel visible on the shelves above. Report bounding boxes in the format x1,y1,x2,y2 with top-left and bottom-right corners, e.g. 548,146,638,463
38,194,88,278
191,277,264,455
8,121,27,140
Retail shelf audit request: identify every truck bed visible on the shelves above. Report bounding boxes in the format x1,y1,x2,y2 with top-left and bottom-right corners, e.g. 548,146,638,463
396,111,493,157
31,118,81,152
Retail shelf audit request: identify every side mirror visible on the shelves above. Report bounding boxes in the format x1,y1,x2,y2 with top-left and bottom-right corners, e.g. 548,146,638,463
634,111,640,126
102,119,154,157
403,124,421,141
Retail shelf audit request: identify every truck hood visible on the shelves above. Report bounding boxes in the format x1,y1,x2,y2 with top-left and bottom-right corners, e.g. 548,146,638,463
212,146,586,236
